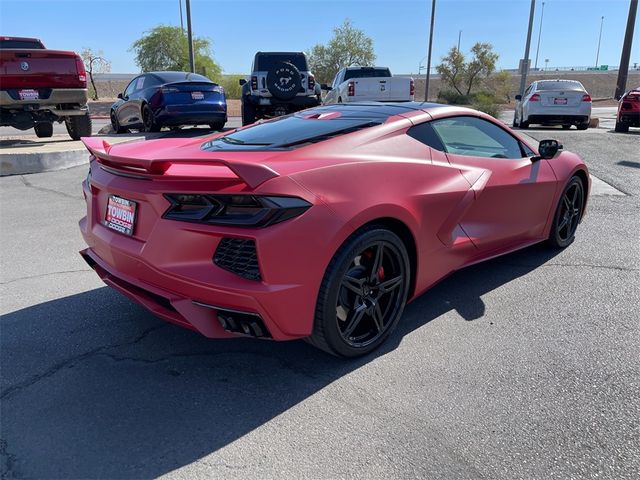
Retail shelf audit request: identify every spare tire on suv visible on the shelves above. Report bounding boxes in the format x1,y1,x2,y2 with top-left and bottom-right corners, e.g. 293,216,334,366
266,62,302,101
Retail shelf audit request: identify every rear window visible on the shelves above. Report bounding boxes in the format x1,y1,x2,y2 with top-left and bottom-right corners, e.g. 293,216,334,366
0,39,44,49
254,53,308,71
344,68,391,81
536,81,585,91
202,107,387,151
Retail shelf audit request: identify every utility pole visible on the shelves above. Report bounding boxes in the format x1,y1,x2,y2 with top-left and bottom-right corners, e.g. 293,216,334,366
178,0,184,34
595,16,604,68
185,0,195,73
424,0,436,101
457,30,462,51
615,0,637,99
534,1,545,70
518,0,537,99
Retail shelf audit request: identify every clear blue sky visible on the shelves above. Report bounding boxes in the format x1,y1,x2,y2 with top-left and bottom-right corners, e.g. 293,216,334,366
1,0,638,74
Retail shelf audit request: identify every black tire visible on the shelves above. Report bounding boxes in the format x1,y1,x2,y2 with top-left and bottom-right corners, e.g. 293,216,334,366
241,100,256,126
142,104,161,132
519,119,530,129
614,121,629,133
338,97,343,104
34,122,53,138
65,114,92,140
266,61,302,101
547,176,585,249
562,124,571,130
576,122,589,131
309,227,410,358
209,120,226,131
110,110,127,134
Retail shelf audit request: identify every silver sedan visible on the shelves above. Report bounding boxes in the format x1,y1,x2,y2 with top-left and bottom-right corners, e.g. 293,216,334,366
514,79,592,130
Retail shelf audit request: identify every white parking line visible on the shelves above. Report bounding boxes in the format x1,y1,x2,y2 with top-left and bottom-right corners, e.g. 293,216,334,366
590,174,625,196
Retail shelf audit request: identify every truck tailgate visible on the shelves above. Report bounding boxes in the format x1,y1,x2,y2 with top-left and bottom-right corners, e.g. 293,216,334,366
0,49,84,89
351,77,412,101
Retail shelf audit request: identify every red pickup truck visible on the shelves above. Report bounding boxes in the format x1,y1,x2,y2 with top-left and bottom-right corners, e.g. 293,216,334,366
0,36,91,139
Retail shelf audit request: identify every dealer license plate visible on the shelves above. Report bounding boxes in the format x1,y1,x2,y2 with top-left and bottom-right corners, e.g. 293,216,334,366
191,91,204,100
19,89,39,101
554,97,568,105
104,195,137,236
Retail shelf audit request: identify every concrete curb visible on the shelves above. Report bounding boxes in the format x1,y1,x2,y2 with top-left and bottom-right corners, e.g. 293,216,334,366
0,148,88,176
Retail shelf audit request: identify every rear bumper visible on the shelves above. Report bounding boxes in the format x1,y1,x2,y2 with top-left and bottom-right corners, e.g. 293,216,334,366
618,111,640,126
79,166,348,341
527,114,589,125
0,88,88,110
154,102,227,126
245,94,320,109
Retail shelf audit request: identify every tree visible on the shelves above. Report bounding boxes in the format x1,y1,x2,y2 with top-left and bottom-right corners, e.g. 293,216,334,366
437,42,499,96
307,19,376,84
80,48,111,100
130,26,221,81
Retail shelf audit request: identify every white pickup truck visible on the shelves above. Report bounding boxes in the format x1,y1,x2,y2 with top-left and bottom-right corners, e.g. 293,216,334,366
322,67,414,104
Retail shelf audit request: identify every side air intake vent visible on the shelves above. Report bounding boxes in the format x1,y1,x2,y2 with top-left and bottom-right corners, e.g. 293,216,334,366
213,238,261,281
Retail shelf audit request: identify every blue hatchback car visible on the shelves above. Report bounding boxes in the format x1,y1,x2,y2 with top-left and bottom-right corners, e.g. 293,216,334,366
110,71,227,133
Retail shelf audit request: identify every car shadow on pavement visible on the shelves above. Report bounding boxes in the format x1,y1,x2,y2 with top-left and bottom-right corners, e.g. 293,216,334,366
0,244,560,478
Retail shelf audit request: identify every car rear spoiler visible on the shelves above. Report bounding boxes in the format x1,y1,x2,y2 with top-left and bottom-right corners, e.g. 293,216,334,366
81,137,279,188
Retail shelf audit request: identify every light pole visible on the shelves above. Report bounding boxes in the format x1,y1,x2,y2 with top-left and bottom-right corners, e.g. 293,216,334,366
424,0,436,101
185,0,195,73
534,1,545,70
178,0,184,34
615,0,638,99
518,0,537,99
457,30,462,51
545,58,549,71
595,15,604,68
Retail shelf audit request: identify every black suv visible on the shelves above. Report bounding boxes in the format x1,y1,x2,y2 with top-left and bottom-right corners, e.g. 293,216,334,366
240,52,321,125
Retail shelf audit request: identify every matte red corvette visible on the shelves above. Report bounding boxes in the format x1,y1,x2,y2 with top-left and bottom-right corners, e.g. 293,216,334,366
79,102,589,357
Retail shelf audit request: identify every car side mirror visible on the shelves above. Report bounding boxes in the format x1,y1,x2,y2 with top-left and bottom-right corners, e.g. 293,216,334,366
239,79,247,86
533,139,563,161
321,83,332,91
515,94,522,101
117,93,124,100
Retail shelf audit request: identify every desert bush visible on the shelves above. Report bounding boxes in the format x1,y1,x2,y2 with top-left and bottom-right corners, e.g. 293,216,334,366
472,92,500,117
437,89,471,105
219,75,243,100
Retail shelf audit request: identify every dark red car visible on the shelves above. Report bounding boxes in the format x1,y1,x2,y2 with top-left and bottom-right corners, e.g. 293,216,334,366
79,103,589,357
615,87,640,132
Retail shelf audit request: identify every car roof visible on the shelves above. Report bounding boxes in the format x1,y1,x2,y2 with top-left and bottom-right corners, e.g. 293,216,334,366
147,71,212,83
317,101,447,115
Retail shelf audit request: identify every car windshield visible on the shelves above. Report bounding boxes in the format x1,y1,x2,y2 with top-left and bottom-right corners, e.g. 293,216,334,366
344,68,391,80
255,54,308,71
202,110,383,151
536,81,584,91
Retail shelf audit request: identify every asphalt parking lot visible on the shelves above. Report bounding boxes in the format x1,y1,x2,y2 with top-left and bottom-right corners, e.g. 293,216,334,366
1,123,639,479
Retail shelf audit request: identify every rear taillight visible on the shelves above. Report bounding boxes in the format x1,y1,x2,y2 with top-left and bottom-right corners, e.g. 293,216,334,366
410,79,415,96
161,86,179,93
75,55,86,85
529,93,540,101
163,194,312,228
582,94,592,102
308,74,315,90
347,81,355,96
251,76,258,90
626,94,639,102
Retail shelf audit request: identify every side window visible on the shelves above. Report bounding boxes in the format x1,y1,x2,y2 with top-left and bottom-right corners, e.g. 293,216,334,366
134,75,146,91
333,70,342,88
124,77,138,97
431,116,524,159
407,122,445,151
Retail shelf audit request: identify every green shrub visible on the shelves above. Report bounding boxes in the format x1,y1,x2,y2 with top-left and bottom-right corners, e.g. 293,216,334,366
218,75,243,100
437,89,471,105
472,92,500,117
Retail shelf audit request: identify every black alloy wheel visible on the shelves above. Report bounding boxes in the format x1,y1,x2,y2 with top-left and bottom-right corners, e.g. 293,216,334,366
309,227,410,357
548,176,585,248
110,110,127,134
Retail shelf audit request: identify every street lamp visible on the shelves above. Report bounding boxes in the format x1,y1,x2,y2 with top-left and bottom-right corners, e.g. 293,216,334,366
424,0,437,101
595,15,604,68
534,1,545,70
545,58,550,71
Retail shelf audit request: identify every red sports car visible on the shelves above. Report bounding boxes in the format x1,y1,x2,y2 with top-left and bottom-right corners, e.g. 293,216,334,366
615,86,640,132
79,102,589,357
